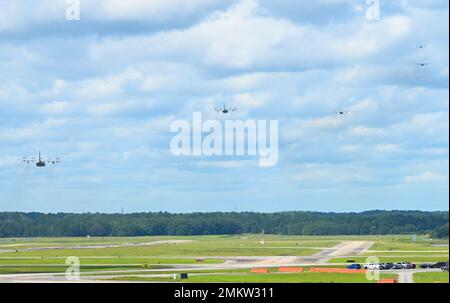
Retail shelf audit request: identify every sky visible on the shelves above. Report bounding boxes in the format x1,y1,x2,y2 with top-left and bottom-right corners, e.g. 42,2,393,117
0,0,448,213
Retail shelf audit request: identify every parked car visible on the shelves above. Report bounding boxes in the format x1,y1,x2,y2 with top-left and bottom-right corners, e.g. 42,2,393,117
432,262,448,269
347,264,362,270
400,262,414,269
380,263,394,270
364,263,380,270
392,263,403,269
405,262,415,269
420,263,433,269
441,262,449,272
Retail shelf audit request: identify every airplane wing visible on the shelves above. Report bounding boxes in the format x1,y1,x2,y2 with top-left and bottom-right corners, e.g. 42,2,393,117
43,158,62,164
21,157,36,163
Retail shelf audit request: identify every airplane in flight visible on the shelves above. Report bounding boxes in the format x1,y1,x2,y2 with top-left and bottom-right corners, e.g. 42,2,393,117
215,104,237,114
416,62,430,67
21,151,61,167
333,107,350,116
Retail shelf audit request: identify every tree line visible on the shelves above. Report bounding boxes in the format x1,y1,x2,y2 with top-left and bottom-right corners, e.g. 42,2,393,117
0,210,448,238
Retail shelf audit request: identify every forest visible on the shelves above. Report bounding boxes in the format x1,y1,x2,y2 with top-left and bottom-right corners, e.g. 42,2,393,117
0,210,448,238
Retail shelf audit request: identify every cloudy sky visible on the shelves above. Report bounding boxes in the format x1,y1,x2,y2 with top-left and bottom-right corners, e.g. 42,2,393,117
0,0,448,213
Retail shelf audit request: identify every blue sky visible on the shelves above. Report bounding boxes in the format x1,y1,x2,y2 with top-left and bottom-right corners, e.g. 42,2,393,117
0,0,448,213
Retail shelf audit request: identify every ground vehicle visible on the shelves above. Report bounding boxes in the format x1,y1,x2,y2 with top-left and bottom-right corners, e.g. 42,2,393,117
406,262,415,269
380,263,394,270
392,263,403,269
364,263,380,270
347,264,361,270
432,262,448,269
420,263,433,269
400,262,414,269
442,263,449,272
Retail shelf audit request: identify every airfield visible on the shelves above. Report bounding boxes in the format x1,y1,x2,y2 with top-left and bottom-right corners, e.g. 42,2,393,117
0,235,448,283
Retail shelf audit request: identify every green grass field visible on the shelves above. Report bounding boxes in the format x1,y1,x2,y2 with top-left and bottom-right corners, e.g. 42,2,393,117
370,239,449,251
414,272,449,283
0,266,148,275
108,272,397,283
329,256,448,264
0,236,321,258
0,234,448,283
0,257,223,265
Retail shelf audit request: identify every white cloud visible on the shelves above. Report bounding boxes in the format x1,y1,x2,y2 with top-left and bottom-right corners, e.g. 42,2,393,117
39,101,71,115
89,0,232,21
340,144,362,153
0,0,234,32
375,144,401,153
0,118,67,142
293,163,371,185
0,0,448,212
348,126,384,137
86,100,154,116
194,160,255,169
88,1,414,71
390,111,449,140
404,171,448,183
0,0,67,32
0,154,20,168
108,115,175,137
232,92,270,109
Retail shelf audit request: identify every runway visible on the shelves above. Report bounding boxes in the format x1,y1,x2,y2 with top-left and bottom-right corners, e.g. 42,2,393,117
0,241,377,283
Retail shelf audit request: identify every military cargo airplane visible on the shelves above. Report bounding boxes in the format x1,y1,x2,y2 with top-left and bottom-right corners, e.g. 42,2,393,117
21,151,61,167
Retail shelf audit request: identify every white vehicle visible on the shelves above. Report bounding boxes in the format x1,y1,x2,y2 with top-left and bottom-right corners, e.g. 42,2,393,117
364,263,381,270
400,262,413,269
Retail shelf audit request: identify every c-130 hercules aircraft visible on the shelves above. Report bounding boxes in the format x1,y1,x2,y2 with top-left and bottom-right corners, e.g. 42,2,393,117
21,151,61,167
